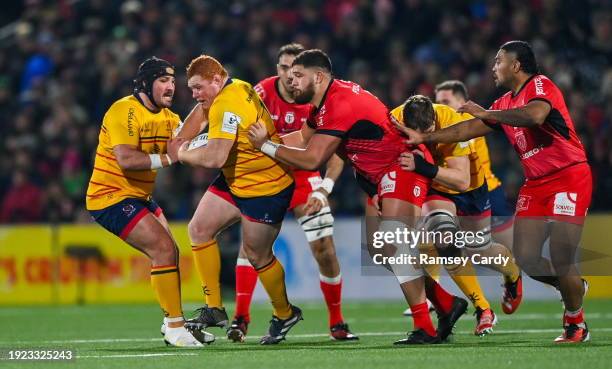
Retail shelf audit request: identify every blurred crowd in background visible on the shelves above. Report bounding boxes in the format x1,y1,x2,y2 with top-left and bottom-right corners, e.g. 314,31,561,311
0,0,610,224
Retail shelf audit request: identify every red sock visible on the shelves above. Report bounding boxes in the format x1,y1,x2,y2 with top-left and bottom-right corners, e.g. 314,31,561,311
564,308,584,325
425,278,454,314
320,274,344,327
410,302,437,336
234,259,258,322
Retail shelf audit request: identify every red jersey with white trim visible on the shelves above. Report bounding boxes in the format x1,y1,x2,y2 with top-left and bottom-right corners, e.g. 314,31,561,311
254,76,312,134
488,74,587,180
306,79,412,185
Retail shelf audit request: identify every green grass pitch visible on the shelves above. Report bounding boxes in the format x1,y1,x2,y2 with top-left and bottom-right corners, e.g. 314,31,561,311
2,299,612,369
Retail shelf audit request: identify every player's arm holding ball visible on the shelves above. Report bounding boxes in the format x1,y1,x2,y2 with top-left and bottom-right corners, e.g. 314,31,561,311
178,102,237,169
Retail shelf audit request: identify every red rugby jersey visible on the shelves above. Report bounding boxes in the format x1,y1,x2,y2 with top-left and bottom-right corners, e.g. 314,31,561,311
487,74,587,180
306,79,414,185
254,76,312,134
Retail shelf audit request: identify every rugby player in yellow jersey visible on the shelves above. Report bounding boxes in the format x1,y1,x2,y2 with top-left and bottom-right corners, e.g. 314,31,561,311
86,57,213,347
175,55,301,345
434,81,514,251
390,96,522,336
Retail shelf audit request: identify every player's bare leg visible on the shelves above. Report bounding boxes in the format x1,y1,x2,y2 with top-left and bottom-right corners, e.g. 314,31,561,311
549,221,589,343
422,200,492,336
186,191,241,331
460,215,523,315
241,217,303,344
378,197,441,344
126,214,212,346
513,218,559,288
293,203,357,340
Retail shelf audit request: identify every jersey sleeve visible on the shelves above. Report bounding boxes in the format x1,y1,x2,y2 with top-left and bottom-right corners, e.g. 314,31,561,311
314,101,353,137
207,96,244,141
104,100,140,147
523,76,558,107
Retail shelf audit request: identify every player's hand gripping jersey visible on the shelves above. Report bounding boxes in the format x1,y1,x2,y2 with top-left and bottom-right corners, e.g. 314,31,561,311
390,103,486,195
86,95,180,210
254,76,321,208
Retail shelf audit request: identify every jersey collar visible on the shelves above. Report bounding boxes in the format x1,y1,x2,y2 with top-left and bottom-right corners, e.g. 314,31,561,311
512,74,537,98
132,93,162,114
314,78,334,113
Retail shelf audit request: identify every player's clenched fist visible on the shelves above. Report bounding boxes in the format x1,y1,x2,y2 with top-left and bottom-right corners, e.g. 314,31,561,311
247,121,269,149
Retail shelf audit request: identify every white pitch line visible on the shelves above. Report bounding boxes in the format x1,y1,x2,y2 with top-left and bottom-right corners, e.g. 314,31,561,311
351,312,612,324
4,327,612,345
78,353,199,359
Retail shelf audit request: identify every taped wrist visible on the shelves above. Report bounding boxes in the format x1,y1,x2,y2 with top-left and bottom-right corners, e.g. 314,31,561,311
413,154,439,179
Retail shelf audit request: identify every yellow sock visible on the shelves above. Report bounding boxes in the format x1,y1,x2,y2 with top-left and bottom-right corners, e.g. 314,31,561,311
150,265,183,318
191,240,222,308
487,243,521,283
257,257,292,319
420,243,441,281
448,262,491,310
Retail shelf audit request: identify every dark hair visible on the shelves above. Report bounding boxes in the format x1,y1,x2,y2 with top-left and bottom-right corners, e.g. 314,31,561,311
435,80,469,100
403,95,434,131
277,43,305,60
500,40,539,74
292,49,332,73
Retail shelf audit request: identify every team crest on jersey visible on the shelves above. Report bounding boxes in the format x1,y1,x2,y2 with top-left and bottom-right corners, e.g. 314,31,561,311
516,195,531,211
380,171,397,195
285,112,295,124
515,130,527,152
553,192,577,216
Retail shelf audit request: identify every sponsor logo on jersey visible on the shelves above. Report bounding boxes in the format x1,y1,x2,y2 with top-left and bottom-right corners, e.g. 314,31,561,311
307,175,323,190
222,112,240,134
553,192,577,216
534,77,545,96
127,107,136,136
380,171,397,195
520,144,544,160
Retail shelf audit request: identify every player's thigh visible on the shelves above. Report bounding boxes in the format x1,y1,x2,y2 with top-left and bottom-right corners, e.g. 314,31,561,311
241,217,282,268
189,190,241,242
125,213,176,258
548,220,584,274
513,217,550,264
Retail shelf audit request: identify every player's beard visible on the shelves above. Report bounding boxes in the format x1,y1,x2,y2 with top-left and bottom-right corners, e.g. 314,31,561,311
157,94,174,108
293,81,315,104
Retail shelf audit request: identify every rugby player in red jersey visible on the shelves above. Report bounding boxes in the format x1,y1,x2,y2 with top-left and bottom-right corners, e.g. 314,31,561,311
248,49,468,345
396,41,592,343
227,43,356,342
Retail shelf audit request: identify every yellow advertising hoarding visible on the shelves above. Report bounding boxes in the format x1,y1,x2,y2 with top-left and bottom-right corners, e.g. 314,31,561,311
0,223,202,305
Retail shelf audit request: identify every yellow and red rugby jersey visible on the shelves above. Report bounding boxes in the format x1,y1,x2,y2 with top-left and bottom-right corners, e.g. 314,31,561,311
208,78,293,198
86,95,180,210
390,103,485,195
471,136,502,191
